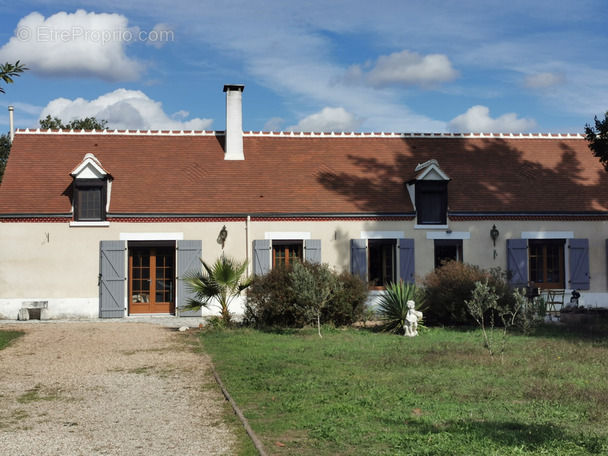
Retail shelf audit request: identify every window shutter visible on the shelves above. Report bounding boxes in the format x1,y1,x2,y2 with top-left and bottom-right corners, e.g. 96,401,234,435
569,239,590,290
507,239,528,289
253,240,271,275
398,239,415,284
351,239,367,281
304,239,322,264
99,240,125,318
176,240,203,317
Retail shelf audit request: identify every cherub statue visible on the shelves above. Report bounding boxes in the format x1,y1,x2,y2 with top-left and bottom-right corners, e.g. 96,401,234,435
404,300,423,337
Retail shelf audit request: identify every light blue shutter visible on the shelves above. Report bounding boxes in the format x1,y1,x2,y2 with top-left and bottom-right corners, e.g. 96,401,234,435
351,239,367,281
176,240,203,317
305,239,322,264
99,241,126,318
507,239,528,288
398,239,415,284
253,240,271,275
569,239,590,290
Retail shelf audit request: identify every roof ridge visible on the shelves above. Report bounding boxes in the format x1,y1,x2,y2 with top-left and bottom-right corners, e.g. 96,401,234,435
14,129,585,139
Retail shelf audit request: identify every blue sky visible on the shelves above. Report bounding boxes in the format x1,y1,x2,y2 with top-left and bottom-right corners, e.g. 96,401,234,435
1,0,607,134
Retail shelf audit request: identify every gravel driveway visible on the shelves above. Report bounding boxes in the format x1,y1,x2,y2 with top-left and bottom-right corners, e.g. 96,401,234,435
0,321,236,455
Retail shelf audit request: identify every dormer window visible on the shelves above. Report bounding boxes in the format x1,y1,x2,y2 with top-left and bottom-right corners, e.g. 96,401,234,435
415,180,448,225
406,159,450,227
74,178,106,221
70,153,111,225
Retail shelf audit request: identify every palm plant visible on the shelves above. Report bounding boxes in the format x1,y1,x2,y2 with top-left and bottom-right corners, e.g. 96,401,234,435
183,256,251,325
376,280,425,334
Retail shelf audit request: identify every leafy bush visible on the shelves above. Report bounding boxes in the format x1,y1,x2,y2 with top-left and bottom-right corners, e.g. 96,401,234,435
376,281,425,334
422,261,514,326
245,262,368,328
322,270,369,327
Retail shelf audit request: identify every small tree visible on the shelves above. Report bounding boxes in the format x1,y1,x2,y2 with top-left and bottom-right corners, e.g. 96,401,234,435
585,111,608,171
0,132,10,184
183,256,251,326
466,280,525,363
289,262,338,338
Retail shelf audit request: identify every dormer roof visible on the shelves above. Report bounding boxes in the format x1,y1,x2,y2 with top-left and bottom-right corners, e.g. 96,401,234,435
412,159,451,181
70,153,111,179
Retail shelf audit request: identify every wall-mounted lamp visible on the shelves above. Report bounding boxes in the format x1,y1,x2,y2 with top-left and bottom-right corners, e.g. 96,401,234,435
218,225,228,248
490,224,499,247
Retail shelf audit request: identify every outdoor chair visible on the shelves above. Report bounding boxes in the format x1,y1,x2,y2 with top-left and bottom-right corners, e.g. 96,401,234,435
545,289,565,318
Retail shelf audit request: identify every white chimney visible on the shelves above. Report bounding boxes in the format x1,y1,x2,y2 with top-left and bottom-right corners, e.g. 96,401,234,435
8,106,14,144
223,84,245,160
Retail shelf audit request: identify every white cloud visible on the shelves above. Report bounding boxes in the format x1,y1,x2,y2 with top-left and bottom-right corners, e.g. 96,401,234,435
40,89,213,130
524,72,566,89
0,10,144,81
448,105,537,133
345,50,460,89
145,22,174,49
286,107,362,132
263,117,284,132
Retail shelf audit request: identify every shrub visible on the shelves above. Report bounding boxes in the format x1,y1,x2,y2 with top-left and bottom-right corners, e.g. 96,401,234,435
422,260,489,326
244,264,305,328
322,270,369,327
422,261,515,326
245,262,368,328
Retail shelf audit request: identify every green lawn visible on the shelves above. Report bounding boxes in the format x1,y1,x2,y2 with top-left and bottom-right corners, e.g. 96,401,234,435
0,330,22,351
200,326,608,456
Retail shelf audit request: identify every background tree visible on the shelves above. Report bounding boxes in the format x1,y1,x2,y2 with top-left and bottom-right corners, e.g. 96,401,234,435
0,61,27,94
585,111,608,171
39,115,108,130
0,132,10,184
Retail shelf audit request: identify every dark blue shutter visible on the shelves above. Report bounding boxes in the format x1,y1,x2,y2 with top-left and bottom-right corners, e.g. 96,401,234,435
305,239,322,264
99,241,125,318
569,239,590,290
253,240,271,275
351,239,367,281
507,239,528,288
176,240,203,317
398,239,415,283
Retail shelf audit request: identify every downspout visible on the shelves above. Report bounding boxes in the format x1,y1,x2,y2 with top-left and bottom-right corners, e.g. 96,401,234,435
246,215,251,276
8,106,14,144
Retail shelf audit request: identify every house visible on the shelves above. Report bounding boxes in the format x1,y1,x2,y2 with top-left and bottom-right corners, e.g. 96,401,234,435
1,85,607,320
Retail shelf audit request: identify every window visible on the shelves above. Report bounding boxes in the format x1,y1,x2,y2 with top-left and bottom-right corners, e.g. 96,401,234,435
272,241,303,268
434,239,463,268
368,239,396,287
74,178,106,221
415,181,448,225
529,239,565,289
351,238,415,287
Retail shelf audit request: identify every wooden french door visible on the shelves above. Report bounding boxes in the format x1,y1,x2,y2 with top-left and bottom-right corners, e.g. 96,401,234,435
129,245,176,314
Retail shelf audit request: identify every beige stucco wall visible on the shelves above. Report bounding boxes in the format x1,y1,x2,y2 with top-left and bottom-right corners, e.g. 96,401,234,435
1,218,607,319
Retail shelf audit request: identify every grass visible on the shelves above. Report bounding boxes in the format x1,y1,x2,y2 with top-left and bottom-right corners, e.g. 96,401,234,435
199,325,608,455
0,330,23,351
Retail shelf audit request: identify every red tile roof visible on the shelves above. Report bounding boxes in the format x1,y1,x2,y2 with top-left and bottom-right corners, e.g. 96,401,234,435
0,130,606,217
